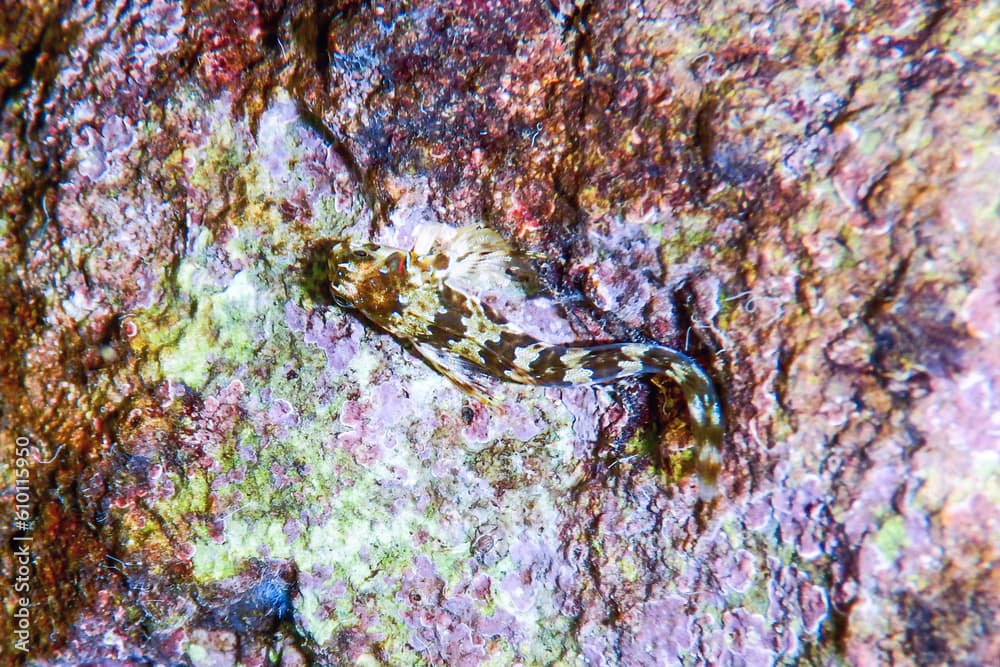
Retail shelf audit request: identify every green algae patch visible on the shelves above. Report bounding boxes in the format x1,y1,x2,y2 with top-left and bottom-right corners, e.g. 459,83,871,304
659,213,719,266
874,515,906,563
185,643,209,667
127,87,351,391
174,382,582,659
193,519,290,582
157,309,215,390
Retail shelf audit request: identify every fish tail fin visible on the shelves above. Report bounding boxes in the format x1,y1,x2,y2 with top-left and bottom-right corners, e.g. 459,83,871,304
648,346,724,501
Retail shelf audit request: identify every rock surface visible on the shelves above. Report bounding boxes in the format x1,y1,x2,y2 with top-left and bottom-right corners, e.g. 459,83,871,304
1,1,997,664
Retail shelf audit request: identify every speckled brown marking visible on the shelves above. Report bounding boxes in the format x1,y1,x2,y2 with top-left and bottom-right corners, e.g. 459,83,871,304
325,228,724,499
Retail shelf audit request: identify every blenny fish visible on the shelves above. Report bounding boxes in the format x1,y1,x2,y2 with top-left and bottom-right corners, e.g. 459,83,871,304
325,226,724,499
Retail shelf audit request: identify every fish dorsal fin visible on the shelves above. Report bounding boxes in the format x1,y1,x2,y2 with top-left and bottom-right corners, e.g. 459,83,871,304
448,226,512,256
443,226,541,295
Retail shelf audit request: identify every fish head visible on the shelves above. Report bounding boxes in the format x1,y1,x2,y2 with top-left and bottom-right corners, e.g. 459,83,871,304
327,240,410,317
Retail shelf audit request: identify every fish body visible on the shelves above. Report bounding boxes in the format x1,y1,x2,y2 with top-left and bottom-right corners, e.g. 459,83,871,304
326,228,724,499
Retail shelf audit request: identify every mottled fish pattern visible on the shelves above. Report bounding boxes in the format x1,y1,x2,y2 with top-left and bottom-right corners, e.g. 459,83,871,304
325,227,724,499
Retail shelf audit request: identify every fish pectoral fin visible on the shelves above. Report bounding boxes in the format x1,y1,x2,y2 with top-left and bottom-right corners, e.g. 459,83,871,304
412,341,502,407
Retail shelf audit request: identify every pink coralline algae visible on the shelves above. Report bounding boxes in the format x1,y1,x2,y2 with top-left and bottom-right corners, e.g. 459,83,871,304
398,556,521,666
297,304,362,374
337,397,389,467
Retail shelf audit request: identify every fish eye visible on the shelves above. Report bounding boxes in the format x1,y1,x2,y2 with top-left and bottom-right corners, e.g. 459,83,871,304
331,294,353,309
352,248,372,260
